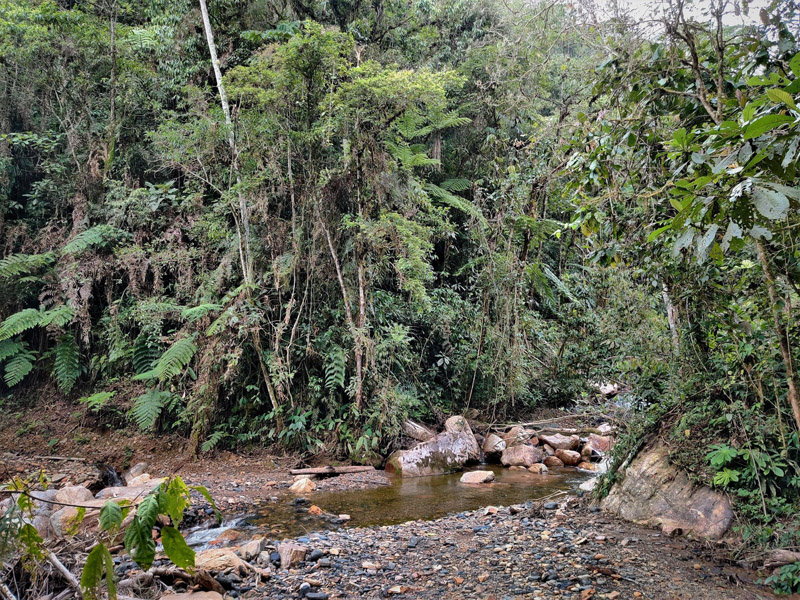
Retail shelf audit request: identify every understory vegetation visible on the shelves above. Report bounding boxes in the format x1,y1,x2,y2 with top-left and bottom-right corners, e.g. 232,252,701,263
2,0,800,584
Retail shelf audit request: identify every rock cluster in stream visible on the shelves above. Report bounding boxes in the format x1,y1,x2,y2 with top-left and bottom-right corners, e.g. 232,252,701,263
386,417,613,479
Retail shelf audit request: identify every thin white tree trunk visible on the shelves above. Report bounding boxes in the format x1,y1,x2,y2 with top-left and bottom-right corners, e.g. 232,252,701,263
198,0,252,284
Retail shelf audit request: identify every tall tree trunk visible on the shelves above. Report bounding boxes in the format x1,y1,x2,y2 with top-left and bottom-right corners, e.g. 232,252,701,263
198,0,252,285
321,219,364,410
757,240,800,433
198,0,281,427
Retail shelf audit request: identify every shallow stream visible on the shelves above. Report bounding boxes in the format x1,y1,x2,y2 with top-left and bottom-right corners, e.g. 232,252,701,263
186,465,590,546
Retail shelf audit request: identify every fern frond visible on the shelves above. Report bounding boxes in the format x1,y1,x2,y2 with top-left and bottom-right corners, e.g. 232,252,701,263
324,346,346,392
133,336,197,381
4,349,35,387
542,264,580,305
40,305,75,328
0,340,23,362
181,304,221,323
130,389,171,430
386,142,440,170
62,225,126,255
78,391,116,412
0,309,44,341
133,335,161,375
0,252,55,278
424,183,486,226
200,429,228,453
434,113,471,129
440,178,471,192
205,310,232,337
53,335,80,393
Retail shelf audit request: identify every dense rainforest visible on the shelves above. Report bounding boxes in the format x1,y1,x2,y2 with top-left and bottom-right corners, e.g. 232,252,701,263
3,0,800,592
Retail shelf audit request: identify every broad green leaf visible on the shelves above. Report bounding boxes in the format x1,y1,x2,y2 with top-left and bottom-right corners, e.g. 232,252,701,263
158,476,190,526
721,221,743,251
124,494,159,569
161,526,195,570
752,185,790,220
767,88,798,111
99,501,123,531
790,52,800,78
647,224,671,242
743,114,795,140
81,544,117,600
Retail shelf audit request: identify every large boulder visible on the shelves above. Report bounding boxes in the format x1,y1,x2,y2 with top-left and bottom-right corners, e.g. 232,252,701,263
195,548,251,575
55,486,94,505
386,416,480,477
501,426,536,446
544,456,564,468
460,470,495,484
482,434,506,459
538,433,580,451
586,433,614,453
500,445,543,467
601,440,734,540
555,448,581,466
443,416,481,462
95,479,164,500
50,499,107,538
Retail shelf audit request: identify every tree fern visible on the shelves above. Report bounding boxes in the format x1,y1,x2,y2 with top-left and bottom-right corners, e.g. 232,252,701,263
0,306,76,341
130,389,171,430
424,183,486,226
0,252,55,278
53,335,80,393
181,303,221,323
4,349,35,387
62,225,126,255
324,346,346,392
205,310,231,337
133,336,197,381
133,334,162,375
0,309,45,341
0,340,23,362
386,141,440,170
440,178,471,192
40,305,75,328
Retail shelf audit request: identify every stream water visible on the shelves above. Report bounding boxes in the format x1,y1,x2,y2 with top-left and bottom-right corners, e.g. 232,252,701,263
186,465,590,546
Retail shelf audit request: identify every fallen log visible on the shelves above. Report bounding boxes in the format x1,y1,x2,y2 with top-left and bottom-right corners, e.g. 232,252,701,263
289,465,375,476
764,549,800,569
402,419,436,442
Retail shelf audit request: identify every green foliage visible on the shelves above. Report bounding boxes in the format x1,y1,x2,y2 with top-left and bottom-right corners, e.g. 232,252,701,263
0,252,55,278
62,225,127,255
79,391,116,412
765,562,800,595
52,334,80,392
133,336,197,381
3,347,35,387
324,346,346,392
129,389,172,430
98,501,124,532
160,526,194,570
123,494,158,569
80,544,116,600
